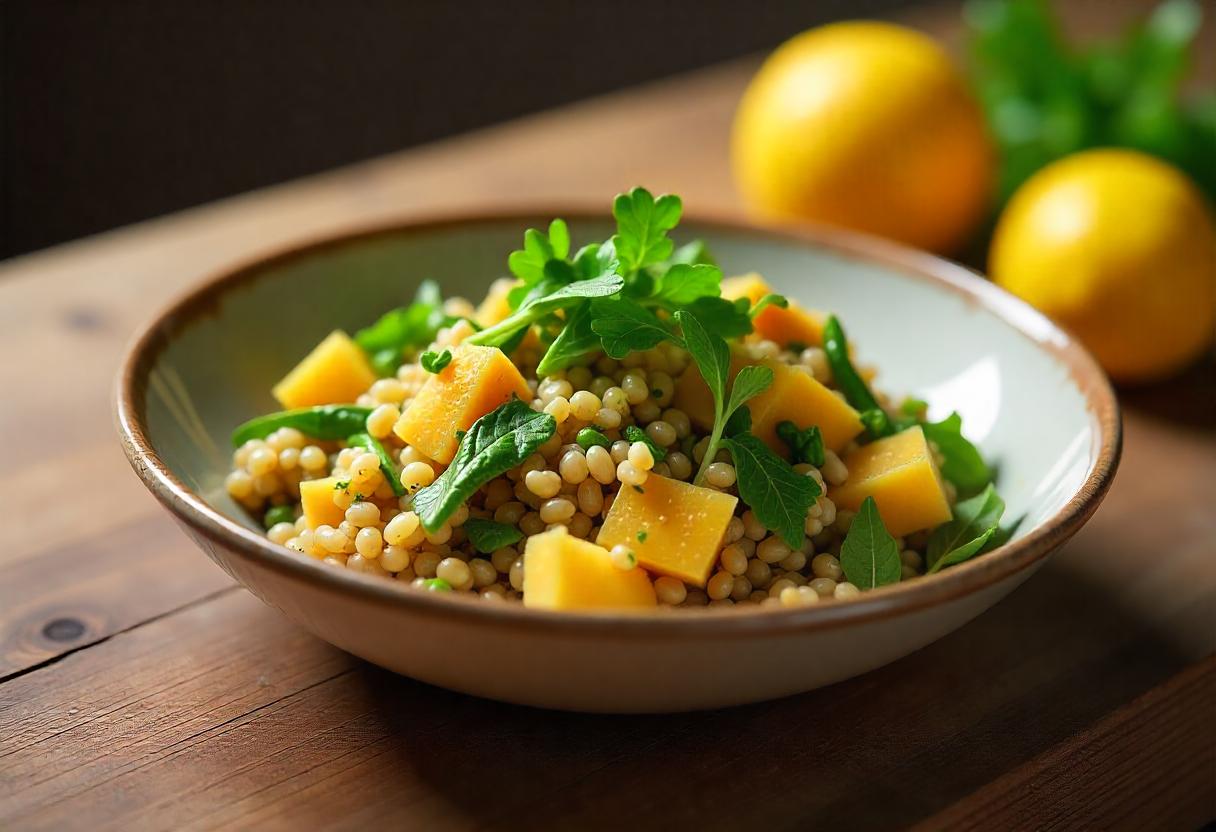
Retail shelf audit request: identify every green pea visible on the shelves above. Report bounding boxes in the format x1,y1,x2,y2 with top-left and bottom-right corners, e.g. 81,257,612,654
576,427,611,450
263,505,295,529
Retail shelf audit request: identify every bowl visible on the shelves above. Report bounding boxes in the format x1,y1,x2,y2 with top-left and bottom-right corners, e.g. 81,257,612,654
116,212,1120,713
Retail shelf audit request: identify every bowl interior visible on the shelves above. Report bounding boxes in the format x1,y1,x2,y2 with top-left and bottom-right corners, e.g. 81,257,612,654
140,218,1097,561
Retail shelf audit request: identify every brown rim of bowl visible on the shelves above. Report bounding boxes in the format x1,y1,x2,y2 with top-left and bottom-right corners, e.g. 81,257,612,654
115,208,1121,640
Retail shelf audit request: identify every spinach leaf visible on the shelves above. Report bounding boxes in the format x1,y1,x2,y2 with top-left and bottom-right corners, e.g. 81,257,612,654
922,412,993,497
652,263,722,306
624,425,667,463
346,432,406,497
412,400,556,532
926,484,1005,573
612,187,682,274
232,405,373,447
463,518,524,553
776,421,825,467
723,432,820,548
590,298,677,359
536,303,601,375
840,496,902,589
355,280,451,375
420,349,452,374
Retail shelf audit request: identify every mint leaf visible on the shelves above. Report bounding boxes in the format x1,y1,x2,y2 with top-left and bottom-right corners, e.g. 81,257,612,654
413,400,556,532
612,187,682,274
776,421,825,466
591,298,677,359
922,412,992,497
926,484,1005,573
346,432,405,497
232,405,373,447
536,303,600,375
723,432,819,549
840,496,901,589
624,425,667,463
652,263,722,306
420,349,452,374
463,518,524,553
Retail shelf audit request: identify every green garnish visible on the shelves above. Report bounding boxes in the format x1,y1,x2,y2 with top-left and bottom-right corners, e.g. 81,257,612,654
776,421,825,467
346,432,405,497
590,298,677,358
611,187,682,275
413,400,556,532
536,304,600,376
463,518,525,553
333,480,351,491
576,428,611,450
822,315,893,439
749,293,789,319
676,310,773,486
263,505,295,529
231,405,373,447
623,425,667,463
466,273,624,350
420,349,453,374
637,530,648,543
355,280,456,376
651,263,721,306
421,578,452,592
722,432,820,548
926,484,1006,574
840,496,902,589
921,413,993,497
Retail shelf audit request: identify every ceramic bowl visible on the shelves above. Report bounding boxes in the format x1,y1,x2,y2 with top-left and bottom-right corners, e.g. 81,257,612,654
116,213,1120,713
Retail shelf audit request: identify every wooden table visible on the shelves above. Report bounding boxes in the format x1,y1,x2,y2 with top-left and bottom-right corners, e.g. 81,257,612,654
2,4,1213,829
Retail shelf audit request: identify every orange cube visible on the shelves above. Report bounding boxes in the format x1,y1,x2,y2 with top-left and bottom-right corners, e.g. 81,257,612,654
597,474,738,587
475,278,518,327
830,426,953,537
272,330,377,410
393,344,531,464
673,353,864,453
299,476,347,530
523,528,657,611
722,273,826,348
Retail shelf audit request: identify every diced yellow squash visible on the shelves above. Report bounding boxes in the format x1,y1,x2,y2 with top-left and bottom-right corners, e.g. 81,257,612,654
272,330,377,410
393,343,531,464
673,353,864,453
523,527,657,611
830,426,952,537
475,277,518,327
299,476,347,530
722,273,826,348
597,474,738,587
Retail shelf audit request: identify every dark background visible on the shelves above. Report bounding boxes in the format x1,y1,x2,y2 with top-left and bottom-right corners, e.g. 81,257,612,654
1,0,909,259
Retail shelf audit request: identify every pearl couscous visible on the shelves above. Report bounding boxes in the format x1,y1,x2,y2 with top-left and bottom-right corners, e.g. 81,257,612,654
228,188,1008,612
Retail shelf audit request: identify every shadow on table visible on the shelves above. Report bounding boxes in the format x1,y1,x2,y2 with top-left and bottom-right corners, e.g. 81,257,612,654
353,557,1198,831
1116,354,1215,432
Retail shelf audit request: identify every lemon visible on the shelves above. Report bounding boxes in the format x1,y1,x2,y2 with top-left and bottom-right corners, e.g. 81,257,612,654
991,149,1216,382
732,21,993,254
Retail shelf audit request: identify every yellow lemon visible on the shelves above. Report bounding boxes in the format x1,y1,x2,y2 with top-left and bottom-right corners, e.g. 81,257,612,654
991,149,1216,382
732,21,993,254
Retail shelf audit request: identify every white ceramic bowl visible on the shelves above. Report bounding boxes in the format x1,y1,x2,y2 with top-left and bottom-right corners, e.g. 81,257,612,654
116,213,1120,712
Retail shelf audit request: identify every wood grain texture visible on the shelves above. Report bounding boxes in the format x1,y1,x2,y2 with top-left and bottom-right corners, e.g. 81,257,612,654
1,0,1213,828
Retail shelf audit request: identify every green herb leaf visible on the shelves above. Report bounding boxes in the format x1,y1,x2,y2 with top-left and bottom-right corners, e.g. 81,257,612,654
723,432,820,549
822,315,884,416
776,421,825,466
536,303,601,375
652,263,722,306
420,349,452,374
624,425,667,463
346,432,405,497
725,365,774,416
724,404,752,437
508,219,570,285
354,280,451,375
232,405,373,447
612,187,682,274
680,296,754,339
463,518,524,553
921,412,993,497
749,293,789,319
413,400,556,532
590,298,677,359
676,310,728,411
637,530,649,543
926,484,1005,573
667,239,717,268
469,273,625,349
840,496,902,589
576,427,611,450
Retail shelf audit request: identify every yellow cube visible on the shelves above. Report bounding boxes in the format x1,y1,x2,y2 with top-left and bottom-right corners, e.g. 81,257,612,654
475,277,519,327
523,528,657,611
722,273,827,348
299,476,347,530
673,353,864,453
829,426,952,537
393,344,531,464
272,330,377,410
597,474,738,587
